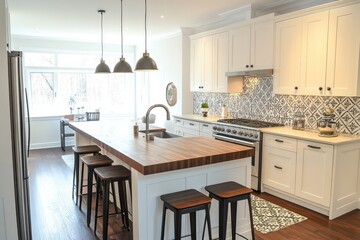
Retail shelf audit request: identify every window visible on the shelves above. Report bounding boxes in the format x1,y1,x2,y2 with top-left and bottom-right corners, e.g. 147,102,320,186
24,52,136,118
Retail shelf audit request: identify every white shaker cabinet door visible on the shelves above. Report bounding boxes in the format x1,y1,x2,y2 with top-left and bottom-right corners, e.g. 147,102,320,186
295,140,334,207
273,17,302,94
326,3,360,96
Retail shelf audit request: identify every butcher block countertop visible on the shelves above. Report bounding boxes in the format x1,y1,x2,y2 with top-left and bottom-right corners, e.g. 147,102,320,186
69,120,254,175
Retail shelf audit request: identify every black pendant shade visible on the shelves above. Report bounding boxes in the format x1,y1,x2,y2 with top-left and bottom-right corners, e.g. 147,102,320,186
135,0,158,71
95,10,110,73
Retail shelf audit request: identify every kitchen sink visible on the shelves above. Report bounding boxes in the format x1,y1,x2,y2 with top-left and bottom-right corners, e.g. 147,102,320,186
149,131,181,139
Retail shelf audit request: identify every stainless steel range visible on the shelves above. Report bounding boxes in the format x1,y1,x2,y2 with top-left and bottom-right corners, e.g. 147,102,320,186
212,118,284,191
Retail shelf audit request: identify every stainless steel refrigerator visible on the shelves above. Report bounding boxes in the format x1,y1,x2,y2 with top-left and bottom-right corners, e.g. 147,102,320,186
8,51,32,240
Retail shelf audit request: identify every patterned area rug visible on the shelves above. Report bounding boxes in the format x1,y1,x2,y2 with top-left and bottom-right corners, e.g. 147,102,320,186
251,195,307,234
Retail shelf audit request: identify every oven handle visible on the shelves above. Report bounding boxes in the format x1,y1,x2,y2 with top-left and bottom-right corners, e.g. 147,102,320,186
213,134,258,148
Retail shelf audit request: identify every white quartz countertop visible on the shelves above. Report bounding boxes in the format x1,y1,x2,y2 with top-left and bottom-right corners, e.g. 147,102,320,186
261,126,360,145
172,114,221,123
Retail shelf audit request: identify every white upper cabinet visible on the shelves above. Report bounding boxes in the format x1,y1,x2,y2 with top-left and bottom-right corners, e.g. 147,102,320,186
229,18,274,72
274,3,360,96
190,36,214,92
326,3,360,96
212,32,229,93
300,11,329,95
190,31,229,93
273,17,302,95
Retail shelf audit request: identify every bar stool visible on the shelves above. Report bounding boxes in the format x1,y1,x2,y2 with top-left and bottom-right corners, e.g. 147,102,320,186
94,165,131,239
205,181,255,240
72,145,101,206
160,189,212,240
79,154,114,227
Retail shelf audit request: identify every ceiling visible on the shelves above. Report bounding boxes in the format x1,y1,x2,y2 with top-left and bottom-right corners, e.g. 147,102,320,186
7,0,337,45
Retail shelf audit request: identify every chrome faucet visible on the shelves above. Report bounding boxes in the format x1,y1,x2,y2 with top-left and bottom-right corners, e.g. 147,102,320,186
145,104,171,140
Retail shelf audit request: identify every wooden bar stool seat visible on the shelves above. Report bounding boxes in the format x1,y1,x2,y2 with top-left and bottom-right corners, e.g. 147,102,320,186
72,145,101,206
205,181,255,240
94,165,131,240
160,189,212,240
79,154,114,227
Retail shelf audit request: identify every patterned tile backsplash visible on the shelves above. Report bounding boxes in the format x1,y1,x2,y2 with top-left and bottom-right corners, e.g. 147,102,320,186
193,77,360,135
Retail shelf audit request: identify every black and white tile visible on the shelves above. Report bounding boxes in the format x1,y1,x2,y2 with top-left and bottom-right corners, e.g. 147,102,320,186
193,77,360,135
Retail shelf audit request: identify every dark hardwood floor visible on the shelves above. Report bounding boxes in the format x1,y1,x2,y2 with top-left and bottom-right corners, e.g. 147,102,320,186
28,147,130,240
28,147,360,240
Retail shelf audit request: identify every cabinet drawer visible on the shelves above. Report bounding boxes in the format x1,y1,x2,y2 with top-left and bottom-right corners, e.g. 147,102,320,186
263,134,297,152
183,120,200,131
199,122,213,134
174,118,184,126
262,146,296,194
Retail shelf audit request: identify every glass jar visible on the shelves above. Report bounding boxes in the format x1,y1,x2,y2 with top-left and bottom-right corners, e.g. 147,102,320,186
292,111,305,130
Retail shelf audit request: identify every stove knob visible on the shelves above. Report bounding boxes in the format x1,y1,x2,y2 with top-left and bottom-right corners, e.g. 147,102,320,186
213,126,217,131
232,129,237,134
226,128,231,133
238,131,243,136
254,133,259,139
244,132,249,137
249,133,254,138
221,127,225,132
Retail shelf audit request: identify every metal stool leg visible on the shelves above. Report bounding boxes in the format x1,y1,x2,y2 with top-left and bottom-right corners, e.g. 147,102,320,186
247,195,255,240
231,202,237,240
190,212,197,240
102,180,110,240
218,200,228,240
161,205,167,240
79,161,85,210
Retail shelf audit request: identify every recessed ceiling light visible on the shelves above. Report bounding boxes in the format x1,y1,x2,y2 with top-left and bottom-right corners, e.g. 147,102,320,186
160,15,165,19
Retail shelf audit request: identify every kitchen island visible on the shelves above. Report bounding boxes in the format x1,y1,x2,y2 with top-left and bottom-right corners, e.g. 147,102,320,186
69,120,254,239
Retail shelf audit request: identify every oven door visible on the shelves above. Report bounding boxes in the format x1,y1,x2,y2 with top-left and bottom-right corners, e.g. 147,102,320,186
213,134,260,188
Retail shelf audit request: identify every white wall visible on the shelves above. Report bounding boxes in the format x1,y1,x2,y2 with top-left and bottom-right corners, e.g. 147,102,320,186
140,30,193,131
0,0,19,238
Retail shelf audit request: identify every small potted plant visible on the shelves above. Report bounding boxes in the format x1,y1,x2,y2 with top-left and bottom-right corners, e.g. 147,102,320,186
201,102,209,117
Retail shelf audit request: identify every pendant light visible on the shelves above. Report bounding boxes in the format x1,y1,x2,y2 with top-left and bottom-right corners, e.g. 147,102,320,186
95,10,111,73
135,0,158,71
114,0,133,73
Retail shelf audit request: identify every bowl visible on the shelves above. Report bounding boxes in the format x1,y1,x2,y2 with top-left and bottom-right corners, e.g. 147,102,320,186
317,121,337,135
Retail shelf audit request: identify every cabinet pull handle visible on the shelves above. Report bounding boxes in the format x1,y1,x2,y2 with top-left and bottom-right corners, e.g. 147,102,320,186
274,165,283,170
275,139,284,143
308,145,321,149
189,123,195,126
203,124,209,127
176,120,181,123
199,86,204,89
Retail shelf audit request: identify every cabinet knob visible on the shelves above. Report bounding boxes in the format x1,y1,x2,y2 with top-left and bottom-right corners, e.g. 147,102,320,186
250,65,253,68
294,86,298,90
327,87,331,91
199,86,204,89
245,65,249,68
319,87,323,91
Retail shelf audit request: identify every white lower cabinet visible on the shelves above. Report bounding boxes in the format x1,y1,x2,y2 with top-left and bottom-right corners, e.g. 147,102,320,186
173,117,213,137
262,146,296,194
263,134,333,206
296,140,333,207
262,132,360,219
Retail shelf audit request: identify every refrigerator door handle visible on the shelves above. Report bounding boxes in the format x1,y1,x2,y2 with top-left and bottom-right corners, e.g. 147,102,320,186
25,88,30,158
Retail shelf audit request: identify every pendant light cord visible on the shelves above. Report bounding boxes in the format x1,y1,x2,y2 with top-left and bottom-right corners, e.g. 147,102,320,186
100,11,104,61
144,0,148,53
121,0,124,58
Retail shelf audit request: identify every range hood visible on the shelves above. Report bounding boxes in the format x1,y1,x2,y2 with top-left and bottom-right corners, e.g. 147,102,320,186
225,69,273,77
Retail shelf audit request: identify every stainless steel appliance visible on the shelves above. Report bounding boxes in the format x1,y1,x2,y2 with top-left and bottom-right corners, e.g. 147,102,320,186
212,118,283,191
8,51,32,239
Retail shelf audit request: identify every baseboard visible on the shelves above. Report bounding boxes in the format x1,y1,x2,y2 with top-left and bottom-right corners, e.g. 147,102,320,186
30,139,74,150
